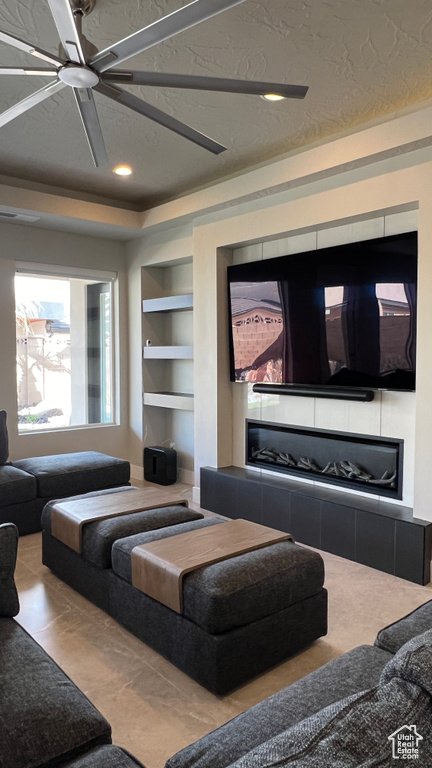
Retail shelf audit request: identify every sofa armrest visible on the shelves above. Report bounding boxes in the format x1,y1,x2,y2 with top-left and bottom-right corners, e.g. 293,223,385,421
0,522,19,617
375,599,432,654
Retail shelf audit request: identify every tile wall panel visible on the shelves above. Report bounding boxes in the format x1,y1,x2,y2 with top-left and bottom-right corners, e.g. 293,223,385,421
384,210,418,236
313,398,351,433
290,493,322,548
258,392,315,428
286,232,317,254
231,383,250,467
320,501,357,560
236,478,263,523
200,468,432,585
395,520,429,585
261,485,292,532
346,395,383,436
355,509,395,575
232,243,263,264
262,237,290,260
381,391,416,507
213,472,238,519
316,218,385,249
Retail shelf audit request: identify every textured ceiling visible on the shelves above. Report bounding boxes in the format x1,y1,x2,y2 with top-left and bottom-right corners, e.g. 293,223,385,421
0,0,431,209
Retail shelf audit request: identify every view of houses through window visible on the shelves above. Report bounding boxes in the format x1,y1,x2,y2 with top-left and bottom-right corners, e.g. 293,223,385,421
15,271,114,431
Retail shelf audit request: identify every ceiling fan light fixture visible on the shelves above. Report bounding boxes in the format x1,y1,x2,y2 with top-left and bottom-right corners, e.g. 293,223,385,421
114,164,132,176
58,64,99,87
261,93,286,102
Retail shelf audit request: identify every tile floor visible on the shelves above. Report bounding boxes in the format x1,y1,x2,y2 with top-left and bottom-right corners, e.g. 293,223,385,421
14,482,432,768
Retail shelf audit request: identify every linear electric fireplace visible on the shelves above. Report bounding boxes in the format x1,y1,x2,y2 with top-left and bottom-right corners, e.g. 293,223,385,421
246,420,403,499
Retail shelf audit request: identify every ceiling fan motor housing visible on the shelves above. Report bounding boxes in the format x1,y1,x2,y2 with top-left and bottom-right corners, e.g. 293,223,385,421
70,0,96,16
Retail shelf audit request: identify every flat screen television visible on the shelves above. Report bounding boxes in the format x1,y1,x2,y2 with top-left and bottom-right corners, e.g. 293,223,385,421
227,231,417,391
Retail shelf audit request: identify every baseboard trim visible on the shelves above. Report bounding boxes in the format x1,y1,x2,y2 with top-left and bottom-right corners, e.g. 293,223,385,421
131,463,193,487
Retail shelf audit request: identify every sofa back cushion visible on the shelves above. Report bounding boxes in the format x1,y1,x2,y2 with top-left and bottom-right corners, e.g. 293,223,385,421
0,522,19,617
0,410,9,465
165,645,392,768
223,631,432,768
380,627,432,694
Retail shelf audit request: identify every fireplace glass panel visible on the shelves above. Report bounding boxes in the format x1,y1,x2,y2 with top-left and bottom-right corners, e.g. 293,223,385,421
246,420,403,499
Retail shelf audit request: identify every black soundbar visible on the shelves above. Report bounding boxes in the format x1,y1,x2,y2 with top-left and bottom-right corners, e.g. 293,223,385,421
252,383,375,402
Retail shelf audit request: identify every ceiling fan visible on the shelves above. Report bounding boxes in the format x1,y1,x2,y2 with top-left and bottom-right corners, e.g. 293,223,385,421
0,0,308,165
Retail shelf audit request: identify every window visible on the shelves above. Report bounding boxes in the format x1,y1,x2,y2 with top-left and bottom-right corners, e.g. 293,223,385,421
15,266,116,431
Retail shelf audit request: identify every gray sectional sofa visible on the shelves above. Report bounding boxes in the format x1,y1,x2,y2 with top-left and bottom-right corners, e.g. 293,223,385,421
5,490,432,766
0,521,145,768
0,410,130,534
165,600,432,767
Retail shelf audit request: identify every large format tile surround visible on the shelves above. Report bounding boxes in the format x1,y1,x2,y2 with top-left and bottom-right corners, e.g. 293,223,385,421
13,481,432,768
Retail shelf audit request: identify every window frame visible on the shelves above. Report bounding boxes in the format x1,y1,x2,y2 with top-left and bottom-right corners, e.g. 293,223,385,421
15,261,118,433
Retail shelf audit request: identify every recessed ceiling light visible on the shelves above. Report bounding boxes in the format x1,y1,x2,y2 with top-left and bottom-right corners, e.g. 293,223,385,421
114,165,133,176
261,93,286,102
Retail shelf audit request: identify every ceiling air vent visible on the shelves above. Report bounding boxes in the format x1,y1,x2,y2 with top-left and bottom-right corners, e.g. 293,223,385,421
0,211,40,222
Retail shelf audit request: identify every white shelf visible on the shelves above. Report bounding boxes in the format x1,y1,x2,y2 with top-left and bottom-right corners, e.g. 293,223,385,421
142,294,193,313
143,392,194,411
143,345,193,359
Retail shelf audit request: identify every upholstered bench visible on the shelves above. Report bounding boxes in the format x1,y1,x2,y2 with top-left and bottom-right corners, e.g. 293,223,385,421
42,487,203,611
42,487,328,694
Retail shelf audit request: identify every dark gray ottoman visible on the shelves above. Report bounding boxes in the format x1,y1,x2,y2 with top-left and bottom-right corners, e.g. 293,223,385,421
42,493,327,695
15,451,130,499
110,518,327,693
42,487,203,612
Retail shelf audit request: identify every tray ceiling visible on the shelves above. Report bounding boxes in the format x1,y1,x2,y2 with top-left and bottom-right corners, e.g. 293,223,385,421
0,0,431,209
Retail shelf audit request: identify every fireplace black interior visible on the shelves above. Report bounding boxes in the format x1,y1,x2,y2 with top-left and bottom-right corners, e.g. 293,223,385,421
246,420,403,499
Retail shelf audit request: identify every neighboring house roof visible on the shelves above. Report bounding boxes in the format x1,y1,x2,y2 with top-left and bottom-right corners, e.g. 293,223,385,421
231,297,281,318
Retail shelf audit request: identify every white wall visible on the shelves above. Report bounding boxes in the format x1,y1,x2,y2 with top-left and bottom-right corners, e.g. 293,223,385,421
0,222,129,462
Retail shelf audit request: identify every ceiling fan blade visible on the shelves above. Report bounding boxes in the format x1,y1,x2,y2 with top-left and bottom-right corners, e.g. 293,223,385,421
73,87,108,167
0,67,58,76
0,80,65,128
102,71,309,99
46,0,85,64
0,28,64,67
96,81,226,154
90,0,247,73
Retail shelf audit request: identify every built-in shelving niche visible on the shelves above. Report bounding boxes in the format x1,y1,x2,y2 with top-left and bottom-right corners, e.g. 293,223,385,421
142,264,194,483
